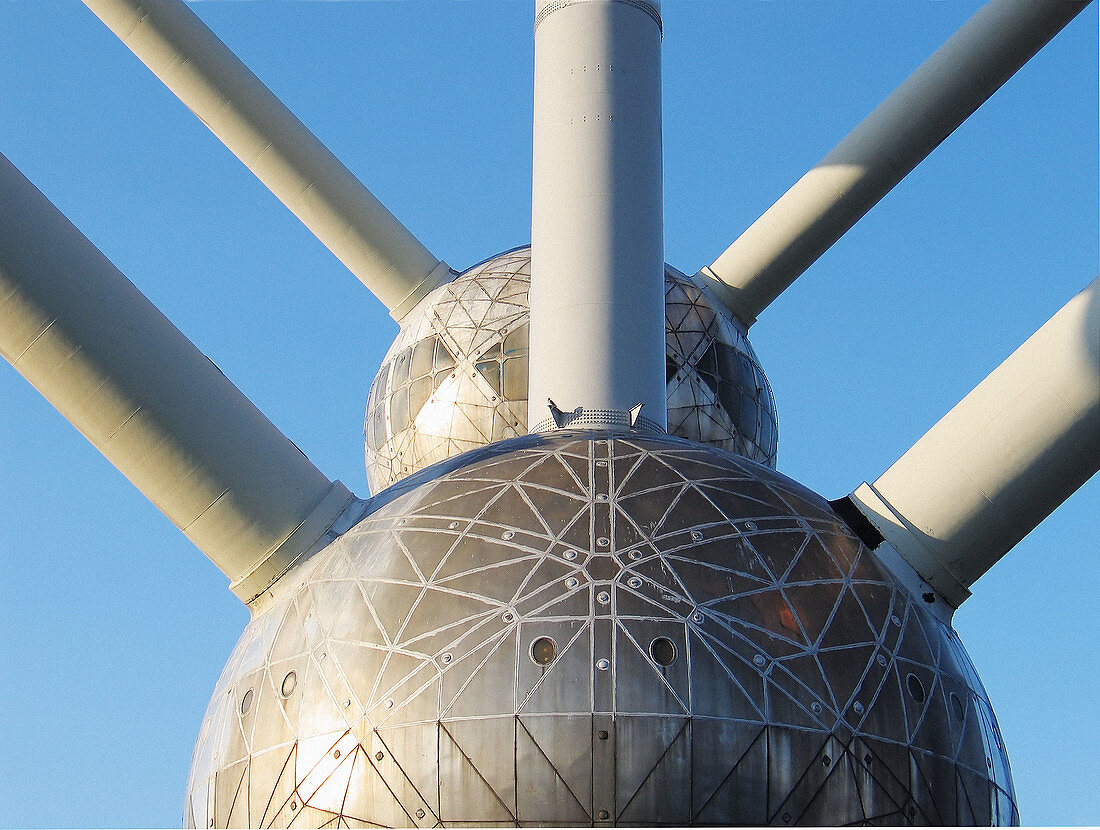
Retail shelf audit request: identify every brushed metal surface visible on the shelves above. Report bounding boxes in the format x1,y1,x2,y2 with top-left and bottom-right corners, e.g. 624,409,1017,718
365,249,778,494
187,432,1015,826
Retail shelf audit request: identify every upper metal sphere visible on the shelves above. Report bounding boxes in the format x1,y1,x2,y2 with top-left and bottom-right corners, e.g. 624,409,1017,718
364,247,778,494
186,432,1015,827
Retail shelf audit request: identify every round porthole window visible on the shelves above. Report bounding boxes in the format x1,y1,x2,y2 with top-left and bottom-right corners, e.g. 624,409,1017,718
950,691,965,720
649,637,677,666
281,670,298,698
530,636,557,666
239,688,253,715
906,673,926,704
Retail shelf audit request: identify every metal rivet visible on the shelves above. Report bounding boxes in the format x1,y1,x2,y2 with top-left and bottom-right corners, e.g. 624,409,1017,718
384,699,394,709
629,550,641,560
598,729,609,740
690,530,704,541
691,611,704,623
291,801,297,811
598,810,610,821
440,652,453,664
376,751,385,761
502,530,515,540
853,701,865,714
753,654,766,667
563,549,577,560
744,521,757,531
627,576,642,589
597,536,610,547
811,701,822,714
416,809,425,819
503,611,516,623
877,654,887,667
596,658,611,671
565,577,580,589
449,521,459,529
333,749,341,759
597,591,611,605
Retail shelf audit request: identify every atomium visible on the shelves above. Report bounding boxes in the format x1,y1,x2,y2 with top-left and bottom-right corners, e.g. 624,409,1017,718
186,433,1015,827
365,248,777,493
2,0,1094,826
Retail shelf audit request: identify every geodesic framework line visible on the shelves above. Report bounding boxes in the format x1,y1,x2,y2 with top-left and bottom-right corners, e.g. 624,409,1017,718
80,0,453,321
696,0,1092,327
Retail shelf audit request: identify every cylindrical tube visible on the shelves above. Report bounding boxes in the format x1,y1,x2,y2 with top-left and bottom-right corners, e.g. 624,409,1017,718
0,152,354,605
529,0,666,433
80,0,451,320
700,0,1090,327
851,278,1100,607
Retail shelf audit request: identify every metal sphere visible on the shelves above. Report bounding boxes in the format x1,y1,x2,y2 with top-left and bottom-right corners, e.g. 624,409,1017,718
186,432,1015,827
364,248,778,493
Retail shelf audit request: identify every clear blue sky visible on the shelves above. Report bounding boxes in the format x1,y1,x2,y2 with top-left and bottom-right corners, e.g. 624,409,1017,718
0,1,1096,826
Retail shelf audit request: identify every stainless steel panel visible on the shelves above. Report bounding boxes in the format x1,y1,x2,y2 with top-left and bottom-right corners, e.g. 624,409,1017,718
364,252,779,494
188,433,1016,826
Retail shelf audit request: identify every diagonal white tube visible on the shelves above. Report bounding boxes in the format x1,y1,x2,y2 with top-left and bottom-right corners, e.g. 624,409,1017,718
0,152,356,607
79,0,452,321
528,0,666,434
849,278,1100,608
698,0,1092,327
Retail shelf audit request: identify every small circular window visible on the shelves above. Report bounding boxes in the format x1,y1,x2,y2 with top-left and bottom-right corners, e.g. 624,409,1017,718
650,637,677,667
239,688,253,716
950,691,965,720
906,673,926,704
281,670,298,698
530,637,557,666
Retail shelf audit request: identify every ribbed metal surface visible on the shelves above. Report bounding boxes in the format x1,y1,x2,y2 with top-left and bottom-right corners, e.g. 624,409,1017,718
365,249,778,494
186,433,1015,826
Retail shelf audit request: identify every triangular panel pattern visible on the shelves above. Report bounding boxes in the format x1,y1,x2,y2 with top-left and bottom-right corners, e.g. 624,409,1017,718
187,434,1016,827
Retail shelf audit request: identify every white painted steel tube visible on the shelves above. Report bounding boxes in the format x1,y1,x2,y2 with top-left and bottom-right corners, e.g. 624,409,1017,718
699,0,1091,327
0,153,354,606
529,0,666,433
851,278,1100,607
80,0,451,321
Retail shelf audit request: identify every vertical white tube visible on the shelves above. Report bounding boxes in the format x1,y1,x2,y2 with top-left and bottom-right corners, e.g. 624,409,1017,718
529,0,666,433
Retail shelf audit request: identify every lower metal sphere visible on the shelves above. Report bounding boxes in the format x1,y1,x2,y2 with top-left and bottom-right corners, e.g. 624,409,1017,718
186,432,1016,827
364,248,778,494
